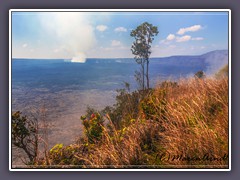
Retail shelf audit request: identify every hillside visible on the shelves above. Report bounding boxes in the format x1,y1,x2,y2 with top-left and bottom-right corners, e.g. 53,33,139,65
11,50,229,168
18,76,228,168
151,50,228,75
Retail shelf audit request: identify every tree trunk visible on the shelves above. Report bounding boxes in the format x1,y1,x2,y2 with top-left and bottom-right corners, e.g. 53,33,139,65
142,62,145,90
146,59,149,89
21,140,34,163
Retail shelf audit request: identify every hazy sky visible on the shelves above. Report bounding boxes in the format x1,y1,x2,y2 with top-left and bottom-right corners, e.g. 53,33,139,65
11,11,229,61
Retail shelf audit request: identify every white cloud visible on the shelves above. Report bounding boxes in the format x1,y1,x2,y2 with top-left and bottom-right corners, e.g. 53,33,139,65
177,25,202,35
111,40,122,46
162,33,203,44
192,37,204,41
176,35,191,42
114,27,127,32
22,43,28,48
96,25,108,32
166,34,175,41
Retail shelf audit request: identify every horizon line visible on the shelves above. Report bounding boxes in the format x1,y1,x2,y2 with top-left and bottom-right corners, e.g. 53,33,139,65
12,49,228,60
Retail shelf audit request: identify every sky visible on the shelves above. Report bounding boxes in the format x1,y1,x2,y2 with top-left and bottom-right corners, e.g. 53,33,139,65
11,11,229,62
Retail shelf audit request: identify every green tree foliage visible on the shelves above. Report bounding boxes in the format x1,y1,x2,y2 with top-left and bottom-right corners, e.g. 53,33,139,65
101,81,148,129
131,22,159,90
12,111,39,163
109,88,141,128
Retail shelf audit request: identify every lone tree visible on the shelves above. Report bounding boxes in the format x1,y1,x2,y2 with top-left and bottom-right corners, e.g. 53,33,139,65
130,22,159,90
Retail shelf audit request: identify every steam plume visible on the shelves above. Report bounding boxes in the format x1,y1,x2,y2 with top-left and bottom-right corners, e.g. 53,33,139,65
39,12,95,63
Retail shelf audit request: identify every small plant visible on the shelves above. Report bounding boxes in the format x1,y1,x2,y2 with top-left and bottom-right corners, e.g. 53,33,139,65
194,70,206,79
49,144,84,165
81,112,105,143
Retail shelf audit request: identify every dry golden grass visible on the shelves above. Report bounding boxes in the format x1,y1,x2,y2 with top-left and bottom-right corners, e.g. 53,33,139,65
153,77,229,168
38,77,229,169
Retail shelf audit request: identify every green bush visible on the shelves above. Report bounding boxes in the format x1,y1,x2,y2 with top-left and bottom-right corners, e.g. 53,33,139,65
49,144,84,166
81,112,104,143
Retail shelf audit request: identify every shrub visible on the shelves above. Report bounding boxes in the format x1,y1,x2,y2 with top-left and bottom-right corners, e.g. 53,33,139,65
194,70,206,79
81,112,105,144
12,111,39,164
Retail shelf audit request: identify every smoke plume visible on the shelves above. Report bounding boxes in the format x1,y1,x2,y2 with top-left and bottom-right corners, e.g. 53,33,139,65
39,12,95,62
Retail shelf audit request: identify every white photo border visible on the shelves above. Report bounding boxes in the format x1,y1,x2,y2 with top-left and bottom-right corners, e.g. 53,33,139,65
9,9,231,171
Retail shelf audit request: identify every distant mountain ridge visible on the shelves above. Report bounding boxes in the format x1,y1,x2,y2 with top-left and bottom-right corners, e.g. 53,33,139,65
200,50,228,74
151,50,228,75
200,49,228,58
